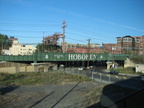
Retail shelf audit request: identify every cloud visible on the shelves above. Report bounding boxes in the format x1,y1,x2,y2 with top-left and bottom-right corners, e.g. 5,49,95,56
119,24,144,32
4,0,32,6
43,6,144,33
44,7,66,14
68,12,88,19
93,18,106,23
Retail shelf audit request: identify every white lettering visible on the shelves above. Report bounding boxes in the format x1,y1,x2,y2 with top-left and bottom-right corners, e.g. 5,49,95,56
73,54,77,60
84,54,88,60
69,54,73,60
68,54,89,60
90,54,97,60
77,54,81,60
93,55,97,59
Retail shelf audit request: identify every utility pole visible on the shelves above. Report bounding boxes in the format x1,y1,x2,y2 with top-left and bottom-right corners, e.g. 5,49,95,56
62,20,66,53
87,39,90,67
43,32,45,52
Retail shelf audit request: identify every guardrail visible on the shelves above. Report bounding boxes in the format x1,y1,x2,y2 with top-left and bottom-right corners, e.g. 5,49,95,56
65,68,131,83
91,72,131,83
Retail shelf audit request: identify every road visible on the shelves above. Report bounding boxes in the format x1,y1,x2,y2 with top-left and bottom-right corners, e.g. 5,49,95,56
65,68,144,90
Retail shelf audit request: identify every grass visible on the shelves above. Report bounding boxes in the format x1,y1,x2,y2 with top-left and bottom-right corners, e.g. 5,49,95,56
0,71,92,86
81,84,136,107
110,67,138,75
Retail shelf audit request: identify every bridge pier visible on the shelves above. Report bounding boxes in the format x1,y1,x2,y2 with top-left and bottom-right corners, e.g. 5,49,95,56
31,62,58,72
33,64,39,72
106,61,118,70
106,61,113,70
15,63,20,73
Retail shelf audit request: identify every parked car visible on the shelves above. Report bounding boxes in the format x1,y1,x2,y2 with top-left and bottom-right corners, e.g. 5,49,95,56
108,70,119,75
78,67,85,70
141,75,144,81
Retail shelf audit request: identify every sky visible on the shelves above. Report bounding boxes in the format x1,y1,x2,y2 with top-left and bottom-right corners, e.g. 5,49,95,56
0,0,144,45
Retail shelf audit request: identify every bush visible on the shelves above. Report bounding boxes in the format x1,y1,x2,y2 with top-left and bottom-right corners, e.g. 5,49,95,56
130,57,144,64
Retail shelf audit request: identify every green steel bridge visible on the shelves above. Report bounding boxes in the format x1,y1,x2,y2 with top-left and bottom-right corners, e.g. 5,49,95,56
0,53,137,62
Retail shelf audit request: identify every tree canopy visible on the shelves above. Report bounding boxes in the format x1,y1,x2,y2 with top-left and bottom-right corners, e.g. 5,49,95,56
36,43,61,52
130,56,144,64
0,33,12,54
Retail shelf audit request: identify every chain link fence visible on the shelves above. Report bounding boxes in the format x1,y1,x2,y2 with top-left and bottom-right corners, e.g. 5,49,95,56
65,67,130,84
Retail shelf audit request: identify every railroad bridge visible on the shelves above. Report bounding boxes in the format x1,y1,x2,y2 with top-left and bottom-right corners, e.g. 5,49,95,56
0,52,136,62
0,53,138,73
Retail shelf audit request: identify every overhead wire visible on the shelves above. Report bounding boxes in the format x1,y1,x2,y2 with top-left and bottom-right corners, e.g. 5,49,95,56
67,25,115,43
0,19,128,45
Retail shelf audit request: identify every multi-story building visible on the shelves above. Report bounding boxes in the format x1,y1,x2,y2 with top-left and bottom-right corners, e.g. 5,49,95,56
133,36,144,55
65,43,100,48
9,44,36,55
116,36,144,55
65,42,100,53
9,36,18,44
6,37,36,55
102,43,119,54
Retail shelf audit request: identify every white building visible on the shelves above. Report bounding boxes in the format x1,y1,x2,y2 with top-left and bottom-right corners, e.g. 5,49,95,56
7,37,36,55
9,44,36,55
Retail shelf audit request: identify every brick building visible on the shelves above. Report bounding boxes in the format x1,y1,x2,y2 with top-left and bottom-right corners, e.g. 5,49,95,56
65,36,144,55
67,47,105,53
116,36,144,55
133,36,144,55
102,43,120,54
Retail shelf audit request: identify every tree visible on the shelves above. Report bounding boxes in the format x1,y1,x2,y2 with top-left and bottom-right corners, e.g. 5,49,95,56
35,43,61,52
130,56,144,64
0,33,12,54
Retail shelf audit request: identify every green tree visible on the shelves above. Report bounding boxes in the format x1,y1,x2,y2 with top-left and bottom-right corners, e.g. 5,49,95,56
130,56,144,64
36,43,61,52
0,33,12,54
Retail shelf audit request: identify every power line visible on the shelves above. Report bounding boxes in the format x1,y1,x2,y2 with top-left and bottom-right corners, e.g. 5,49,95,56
0,30,57,33
67,26,115,42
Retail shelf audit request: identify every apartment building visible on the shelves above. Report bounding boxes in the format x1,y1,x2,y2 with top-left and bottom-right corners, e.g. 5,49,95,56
116,36,144,55
7,37,36,55
9,44,36,55
133,36,144,55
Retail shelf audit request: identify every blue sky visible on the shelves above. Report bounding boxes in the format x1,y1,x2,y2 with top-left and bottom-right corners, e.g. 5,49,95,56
0,0,144,45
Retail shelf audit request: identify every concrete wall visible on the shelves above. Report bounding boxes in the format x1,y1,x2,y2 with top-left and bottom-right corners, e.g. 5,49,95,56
0,66,34,74
124,58,135,68
135,64,144,73
0,62,28,68
0,63,58,74
0,67,16,74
